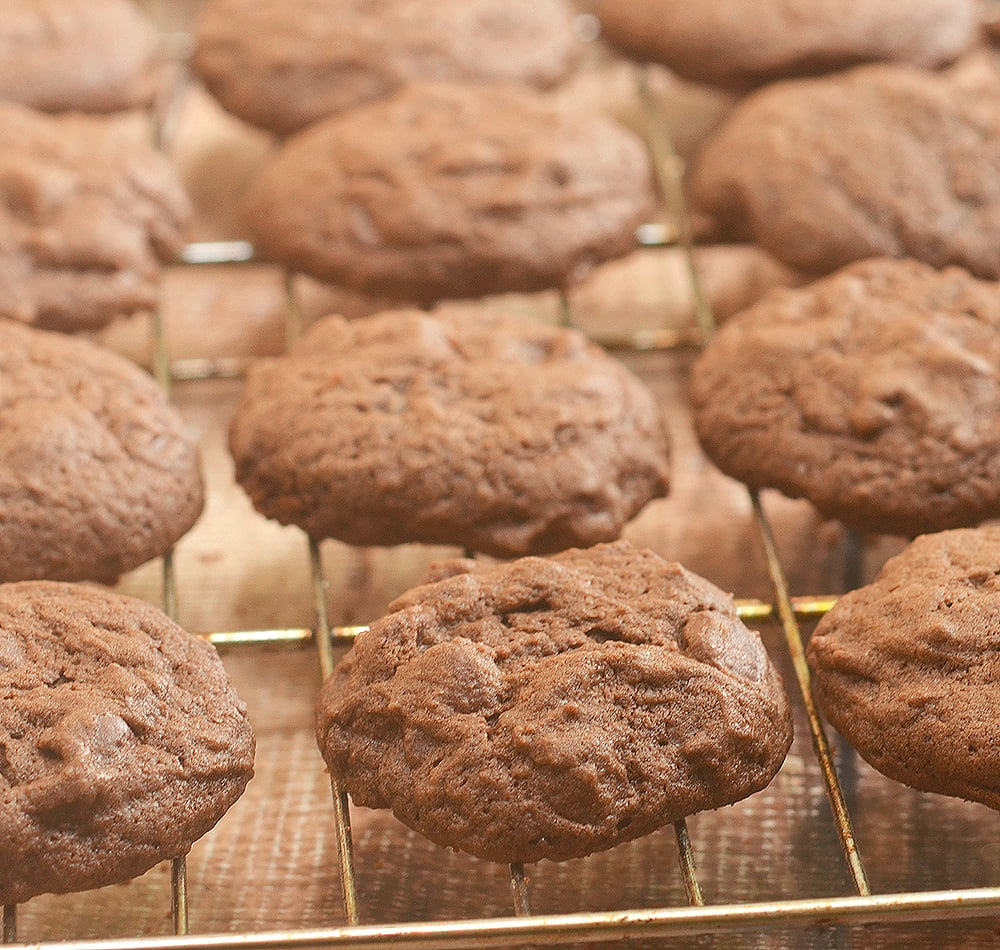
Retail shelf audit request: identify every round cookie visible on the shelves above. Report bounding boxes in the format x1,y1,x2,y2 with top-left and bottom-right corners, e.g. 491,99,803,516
0,100,191,333
689,258,1000,537
807,527,1000,810
316,541,793,864
0,0,162,113
0,321,204,584
687,55,1000,279
0,581,255,906
191,0,582,136
241,81,653,303
229,308,670,557
587,0,976,90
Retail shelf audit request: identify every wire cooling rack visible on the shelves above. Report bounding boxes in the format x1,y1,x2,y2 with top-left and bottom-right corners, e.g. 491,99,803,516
6,5,1000,947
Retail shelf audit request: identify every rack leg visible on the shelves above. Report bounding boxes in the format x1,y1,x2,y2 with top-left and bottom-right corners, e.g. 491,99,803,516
309,538,360,924
171,856,188,935
509,863,531,916
634,63,715,343
673,820,704,906
750,489,870,896
557,290,574,329
2,905,15,944
842,529,866,592
330,782,360,925
284,270,304,347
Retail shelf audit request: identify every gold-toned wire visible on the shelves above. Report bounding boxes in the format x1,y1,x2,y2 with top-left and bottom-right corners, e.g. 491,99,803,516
169,358,251,382
749,489,870,896
632,64,715,906
309,540,338,683
842,528,866,592
556,290,574,329
309,539,360,926
509,864,531,917
635,48,858,906
151,282,189,935
597,326,705,353
150,307,173,401
161,549,178,627
2,905,15,944
284,271,304,348
9,887,1000,950
198,603,838,649
142,0,194,154
735,596,837,622
673,821,704,907
150,42,191,154
171,857,189,937
635,64,715,343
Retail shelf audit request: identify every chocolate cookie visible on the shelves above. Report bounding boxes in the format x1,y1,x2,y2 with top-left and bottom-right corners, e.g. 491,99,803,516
808,527,1000,810
316,541,793,864
688,55,1000,279
192,0,582,136
587,0,975,89
0,321,204,583
0,581,255,905
0,0,162,113
242,81,653,303
0,101,191,332
229,308,670,557
689,258,1000,537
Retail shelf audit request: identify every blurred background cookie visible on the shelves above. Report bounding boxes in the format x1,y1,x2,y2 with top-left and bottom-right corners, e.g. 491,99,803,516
584,0,977,89
0,101,190,332
0,0,163,113
191,0,584,136
687,54,1000,279
242,80,654,303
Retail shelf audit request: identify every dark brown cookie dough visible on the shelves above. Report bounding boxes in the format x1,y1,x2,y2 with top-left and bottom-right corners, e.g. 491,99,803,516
808,527,1000,810
0,581,255,905
0,0,162,113
0,101,190,332
0,321,204,583
242,81,653,303
316,541,793,864
690,258,1000,537
587,0,975,89
192,0,582,136
688,55,1000,279
229,308,670,557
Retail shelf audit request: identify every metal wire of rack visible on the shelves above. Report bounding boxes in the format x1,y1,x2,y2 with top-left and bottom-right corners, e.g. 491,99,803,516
6,7,1000,949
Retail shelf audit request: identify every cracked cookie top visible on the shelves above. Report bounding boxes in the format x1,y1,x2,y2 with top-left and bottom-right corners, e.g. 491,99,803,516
229,307,670,557
0,581,255,905
316,541,792,863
